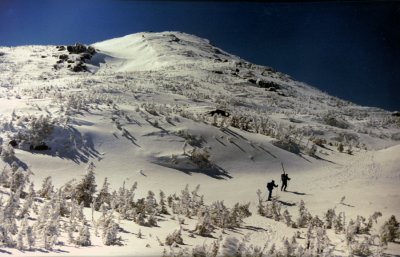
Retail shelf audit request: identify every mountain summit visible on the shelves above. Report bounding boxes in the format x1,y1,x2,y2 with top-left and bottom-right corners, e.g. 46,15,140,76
92,31,238,72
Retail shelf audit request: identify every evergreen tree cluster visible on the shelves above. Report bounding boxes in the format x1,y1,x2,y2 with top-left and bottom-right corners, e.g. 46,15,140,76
256,189,393,256
168,185,251,236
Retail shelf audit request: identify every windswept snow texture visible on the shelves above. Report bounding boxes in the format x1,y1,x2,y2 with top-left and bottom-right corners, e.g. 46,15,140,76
0,32,399,256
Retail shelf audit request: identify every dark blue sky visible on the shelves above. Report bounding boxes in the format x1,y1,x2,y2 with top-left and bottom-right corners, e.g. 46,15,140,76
1,0,399,111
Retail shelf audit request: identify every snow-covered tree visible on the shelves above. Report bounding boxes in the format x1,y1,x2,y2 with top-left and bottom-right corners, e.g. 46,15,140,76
297,200,311,228
75,162,97,207
145,190,158,215
102,219,121,246
165,229,183,246
27,115,55,146
0,143,16,162
380,215,400,245
16,215,35,251
333,212,345,234
282,209,293,227
193,207,214,237
18,182,35,218
34,202,60,250
76,224,91,246
38,176,54,199
95,177,111,210
159,190,169,215
324,208,336,229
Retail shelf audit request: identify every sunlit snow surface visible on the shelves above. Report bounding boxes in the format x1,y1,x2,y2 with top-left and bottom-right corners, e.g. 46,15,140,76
0,32,399,256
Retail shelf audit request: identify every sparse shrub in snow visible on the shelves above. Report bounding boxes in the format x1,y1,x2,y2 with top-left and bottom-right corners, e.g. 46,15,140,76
380,215,400,245
391,132,400,141
171,184,204,218
147,213,158,227
349,237,372,256
27,115,55,146
347,145,353,155
313,138,327,147
208,201,250,229
261,198,282,221
221,236,244,257
142,102,159,116
273,137,301,155
323,112,350,129
307,144,318,157
230,202,251,227
165,229,183,246
136,211,146,226
337,143,344,152
220,235,267,257
189,147,213,168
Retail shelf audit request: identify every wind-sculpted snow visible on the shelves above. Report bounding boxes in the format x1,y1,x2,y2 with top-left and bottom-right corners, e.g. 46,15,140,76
0,32,399,255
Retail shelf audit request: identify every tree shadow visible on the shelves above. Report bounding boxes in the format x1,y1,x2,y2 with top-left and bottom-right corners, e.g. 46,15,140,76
258,145,277,158
313,155,335,164
151,156,232,180
277,200,296,206
215,137,226,146
221,127,247,140
340,202,355,208
243,225,269,232
286,190,307,196
231,141,245,152
28,126,101,164
4,156,29,170
0,249,11,254
122,128,141,147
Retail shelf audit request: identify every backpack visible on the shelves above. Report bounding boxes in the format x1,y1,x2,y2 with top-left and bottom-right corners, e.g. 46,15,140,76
266,182,272,190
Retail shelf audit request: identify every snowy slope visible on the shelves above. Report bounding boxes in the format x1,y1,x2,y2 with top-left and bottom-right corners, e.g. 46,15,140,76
0,32,399,256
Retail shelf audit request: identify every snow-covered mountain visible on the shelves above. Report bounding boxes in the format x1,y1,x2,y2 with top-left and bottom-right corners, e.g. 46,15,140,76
0,31,399,256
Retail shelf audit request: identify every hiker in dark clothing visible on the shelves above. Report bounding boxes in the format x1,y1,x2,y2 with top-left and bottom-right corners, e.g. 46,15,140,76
281,173,291,191
266,180,278,201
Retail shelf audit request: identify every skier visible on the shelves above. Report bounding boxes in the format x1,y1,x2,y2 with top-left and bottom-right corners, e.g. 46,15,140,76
281,173,291,191
266,180,278,201
280,162,291,192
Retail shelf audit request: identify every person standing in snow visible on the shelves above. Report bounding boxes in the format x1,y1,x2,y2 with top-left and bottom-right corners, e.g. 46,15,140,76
280,162,291,191
266,180,278,201
281,173,291,191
